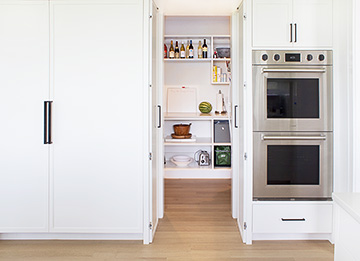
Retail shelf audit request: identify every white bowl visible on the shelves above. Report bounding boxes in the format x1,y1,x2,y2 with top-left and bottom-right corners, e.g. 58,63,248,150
171,157,193,167
172,155,192,162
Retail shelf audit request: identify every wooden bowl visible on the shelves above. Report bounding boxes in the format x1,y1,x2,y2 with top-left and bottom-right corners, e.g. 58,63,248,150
173,123,191,136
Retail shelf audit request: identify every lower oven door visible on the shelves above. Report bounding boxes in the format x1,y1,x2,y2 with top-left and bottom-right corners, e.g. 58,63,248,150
253,132,333,200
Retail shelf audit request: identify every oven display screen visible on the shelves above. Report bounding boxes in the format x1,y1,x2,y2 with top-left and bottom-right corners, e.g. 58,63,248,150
267,145,320,185
285,53,301,62
267,79,320,119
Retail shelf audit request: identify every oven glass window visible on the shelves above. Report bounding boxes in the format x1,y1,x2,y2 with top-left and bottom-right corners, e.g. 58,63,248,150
267,145,320,185
267,79,319,118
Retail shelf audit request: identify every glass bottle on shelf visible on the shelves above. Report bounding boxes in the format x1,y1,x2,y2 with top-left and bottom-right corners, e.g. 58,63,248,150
202,39,208,58
175,41,180,59
164,44,167,58
186,40,190,59
189,40,194,59
198,40,202,59
180,41,186,59
169,40,175,59
213,48,218,58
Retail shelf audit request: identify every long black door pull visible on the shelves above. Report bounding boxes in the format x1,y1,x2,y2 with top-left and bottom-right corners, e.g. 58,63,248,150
44,101,53,144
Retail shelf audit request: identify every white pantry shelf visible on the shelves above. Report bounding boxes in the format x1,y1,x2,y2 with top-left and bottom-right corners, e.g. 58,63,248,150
164,58,211,62
164,112,230,120
211,82,231,85
164,136,212,146
164,160,212,170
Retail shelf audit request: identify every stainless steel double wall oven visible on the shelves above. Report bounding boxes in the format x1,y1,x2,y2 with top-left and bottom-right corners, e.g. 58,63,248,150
253,50,333,200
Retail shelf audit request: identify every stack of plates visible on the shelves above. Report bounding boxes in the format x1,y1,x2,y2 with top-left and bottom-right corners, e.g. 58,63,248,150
170,155,193,167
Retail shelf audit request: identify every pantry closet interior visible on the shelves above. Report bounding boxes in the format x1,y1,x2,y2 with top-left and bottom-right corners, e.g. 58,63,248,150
151,4,246,243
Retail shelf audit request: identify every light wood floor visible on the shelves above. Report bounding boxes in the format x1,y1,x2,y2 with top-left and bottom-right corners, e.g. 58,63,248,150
0,179,334,260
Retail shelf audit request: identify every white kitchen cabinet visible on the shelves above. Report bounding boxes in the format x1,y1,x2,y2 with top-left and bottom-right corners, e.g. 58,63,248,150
50,0,145,233
253,202,333,234
252,0,293,48
0,0,50,232
333,193,360,261
252,0,333,48
292,0,333,47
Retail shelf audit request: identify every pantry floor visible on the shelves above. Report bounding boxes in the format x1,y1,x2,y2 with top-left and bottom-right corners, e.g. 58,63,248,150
0,179,334,260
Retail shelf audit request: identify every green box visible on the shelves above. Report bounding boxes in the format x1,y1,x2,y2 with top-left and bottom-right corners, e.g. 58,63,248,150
214,146,231,167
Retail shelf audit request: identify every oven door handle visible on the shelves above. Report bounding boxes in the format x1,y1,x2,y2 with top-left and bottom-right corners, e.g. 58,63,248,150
262,68,326,73
262,135,326,141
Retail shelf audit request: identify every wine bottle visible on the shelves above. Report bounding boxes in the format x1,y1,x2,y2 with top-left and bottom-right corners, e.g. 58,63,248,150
198,40,202,59
175,41,180,59
180,41,186,59
202,39,208,58
189,40,194,59
164,44,167,58
186,41,190,59
169,40,175,59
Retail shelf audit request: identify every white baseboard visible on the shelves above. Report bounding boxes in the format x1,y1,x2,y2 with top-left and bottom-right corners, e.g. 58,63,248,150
252,233,332,241
0,233,143,240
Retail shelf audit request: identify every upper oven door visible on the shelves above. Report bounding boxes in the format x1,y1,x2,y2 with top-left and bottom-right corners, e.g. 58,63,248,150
253,66,333,131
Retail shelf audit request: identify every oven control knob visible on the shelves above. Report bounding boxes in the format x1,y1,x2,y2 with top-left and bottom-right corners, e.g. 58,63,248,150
274,54,280,61
307,54,313,61
319,54,325,61
262,54,268,61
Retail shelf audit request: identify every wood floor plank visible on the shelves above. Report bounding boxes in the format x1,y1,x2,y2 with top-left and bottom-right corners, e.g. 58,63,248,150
0,179,334,260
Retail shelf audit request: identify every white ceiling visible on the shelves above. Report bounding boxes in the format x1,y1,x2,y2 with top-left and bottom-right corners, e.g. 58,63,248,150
153,0,242,15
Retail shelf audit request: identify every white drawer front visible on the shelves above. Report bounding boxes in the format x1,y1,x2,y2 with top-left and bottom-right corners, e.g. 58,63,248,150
253,203,333,234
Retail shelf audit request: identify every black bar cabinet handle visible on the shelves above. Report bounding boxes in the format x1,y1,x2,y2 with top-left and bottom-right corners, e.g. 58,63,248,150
290,23,293,42
294,23,297,42
157,105,161,128
281,218,305,222
234,105,238,128
44,101,53,144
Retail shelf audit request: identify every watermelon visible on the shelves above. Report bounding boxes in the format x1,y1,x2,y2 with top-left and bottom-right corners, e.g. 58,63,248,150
199,101,212,113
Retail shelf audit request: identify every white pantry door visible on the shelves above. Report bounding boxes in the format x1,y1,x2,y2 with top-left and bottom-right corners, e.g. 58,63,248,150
0,0,49,232
149,1,162,243
50,0,146,234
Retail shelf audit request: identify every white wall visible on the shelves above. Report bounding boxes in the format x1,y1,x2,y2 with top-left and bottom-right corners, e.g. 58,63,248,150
353,0,360,192
333,0,354,193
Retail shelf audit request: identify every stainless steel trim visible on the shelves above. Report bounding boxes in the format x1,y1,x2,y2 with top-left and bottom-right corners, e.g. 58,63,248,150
253,50,333,65
290,23,293,42
262,68,326,73
262,135,326,141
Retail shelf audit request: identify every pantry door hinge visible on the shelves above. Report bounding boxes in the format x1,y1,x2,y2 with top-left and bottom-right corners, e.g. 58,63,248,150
244,222,247,230
149,222,153,230
149,152,153,160
244,153,248,160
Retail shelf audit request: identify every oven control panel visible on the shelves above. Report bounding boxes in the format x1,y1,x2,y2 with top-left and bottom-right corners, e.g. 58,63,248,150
253,50,333,65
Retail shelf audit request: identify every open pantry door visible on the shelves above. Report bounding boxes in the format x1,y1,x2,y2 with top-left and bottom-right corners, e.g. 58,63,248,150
232,3,247,243
149,0,162,243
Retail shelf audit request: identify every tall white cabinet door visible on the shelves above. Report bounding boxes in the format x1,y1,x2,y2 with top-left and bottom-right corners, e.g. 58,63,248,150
51,0,145,233
0,1,49,232
252,0,293,48
293,0,333,48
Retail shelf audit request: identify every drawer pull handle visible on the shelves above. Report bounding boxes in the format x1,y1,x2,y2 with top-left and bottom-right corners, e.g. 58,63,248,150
281,218,306,222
